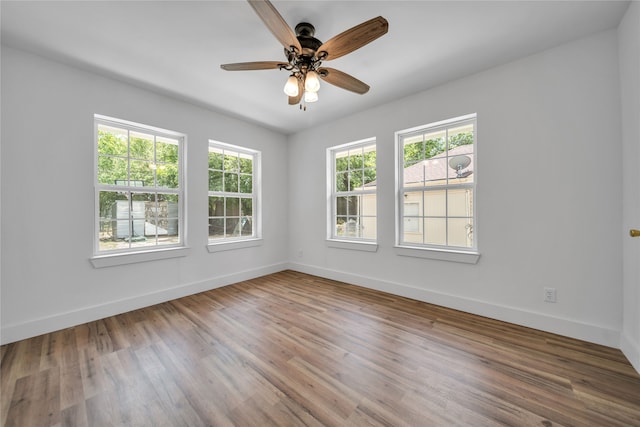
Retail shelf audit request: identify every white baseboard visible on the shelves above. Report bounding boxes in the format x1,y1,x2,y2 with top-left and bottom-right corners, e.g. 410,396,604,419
620,331,640,374
0,262,288,345
2,261,625,356
287,262,621,349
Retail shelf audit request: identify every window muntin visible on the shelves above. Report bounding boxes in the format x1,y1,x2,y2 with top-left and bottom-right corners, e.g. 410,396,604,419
208,141,260,242
398,115,476,250
95,116,184,254
329,139,377,241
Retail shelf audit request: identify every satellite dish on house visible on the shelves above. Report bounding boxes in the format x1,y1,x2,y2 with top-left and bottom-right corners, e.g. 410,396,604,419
449,155,471,178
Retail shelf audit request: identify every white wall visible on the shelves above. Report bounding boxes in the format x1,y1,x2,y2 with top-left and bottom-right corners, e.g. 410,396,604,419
1,22,633,360
0,46,289,344
619,1,640,373
288,29,623,348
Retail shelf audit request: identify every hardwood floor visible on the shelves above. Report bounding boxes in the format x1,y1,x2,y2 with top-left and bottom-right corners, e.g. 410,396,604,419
2,270,639,426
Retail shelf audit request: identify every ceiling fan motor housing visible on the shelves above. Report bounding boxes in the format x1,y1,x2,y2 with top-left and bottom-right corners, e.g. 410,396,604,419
293,22,322,57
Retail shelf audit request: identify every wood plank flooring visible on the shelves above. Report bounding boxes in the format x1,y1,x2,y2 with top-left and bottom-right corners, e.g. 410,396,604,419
2,270,640,426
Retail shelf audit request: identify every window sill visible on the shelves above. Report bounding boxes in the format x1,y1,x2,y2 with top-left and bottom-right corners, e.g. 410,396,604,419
207,238,263,253
395,245,480,264
90,246,191,268
326,239,378,252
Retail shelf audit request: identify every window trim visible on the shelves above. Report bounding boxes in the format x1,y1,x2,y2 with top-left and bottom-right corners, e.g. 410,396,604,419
207,140,261,251
395,114,479,262
91,114,186,266
327,137,378,246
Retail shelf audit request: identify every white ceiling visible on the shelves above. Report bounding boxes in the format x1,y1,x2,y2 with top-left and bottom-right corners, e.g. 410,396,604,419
1,1,630,135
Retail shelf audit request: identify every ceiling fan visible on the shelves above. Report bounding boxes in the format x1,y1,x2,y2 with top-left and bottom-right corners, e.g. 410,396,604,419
221,0,388,108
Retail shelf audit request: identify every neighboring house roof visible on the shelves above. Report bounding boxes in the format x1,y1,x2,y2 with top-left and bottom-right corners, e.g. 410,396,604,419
403,144,474,185
363,144,474,188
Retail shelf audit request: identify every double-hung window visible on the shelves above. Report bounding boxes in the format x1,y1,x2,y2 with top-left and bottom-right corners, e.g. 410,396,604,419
208,141,260,245
94,115,185,256
328,138,377,242
397,114,477,256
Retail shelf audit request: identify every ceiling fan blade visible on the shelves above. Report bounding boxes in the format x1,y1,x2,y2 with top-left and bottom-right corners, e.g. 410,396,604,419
318,68,370,94
220,61,286,71
288,78,304,105
317,16,388,61
248,0,302,53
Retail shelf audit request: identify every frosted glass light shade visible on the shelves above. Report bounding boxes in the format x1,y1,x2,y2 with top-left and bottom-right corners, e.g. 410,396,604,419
304,70,320,92
283,75,299,97
304,90,318,103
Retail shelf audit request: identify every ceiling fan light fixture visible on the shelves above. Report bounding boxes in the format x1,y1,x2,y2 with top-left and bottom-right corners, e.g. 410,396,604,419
304,70,321,92
284,75,299,97
304,90,319,103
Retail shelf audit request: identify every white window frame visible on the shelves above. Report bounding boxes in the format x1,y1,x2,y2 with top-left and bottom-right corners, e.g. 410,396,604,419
91,115,188,268
395,114,479,264
207,140,262,253
327,137,378,252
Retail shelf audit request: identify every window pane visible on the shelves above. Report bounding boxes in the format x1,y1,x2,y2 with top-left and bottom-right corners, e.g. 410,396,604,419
361,216,376,239
448,123,474,148
98,191,128,250
239,216,253,236
208,149,223,170
348,170,363,191
224,153,239,172
129,132,154,160
241,198,253,216
403,193,423,216
98,156,127,185
209,196,223,217
336,172,348,192
423,130,446,159
113,195,145,243
155,194,179,243
335,216,348,237
130,160,155,187
209,171,223,191
424,155,447,187
226,197,239,216
209,218,224,239
239,155,253,174
225,218,240,238
448,218,473,248
403,134,424,166
98,125,128,156
448,188,473,217
403,161,425,187
348,150,363,169
361,194,376,217
403,217,420,234
336,196,349,217
224,173,239,192
335,152,348,172
157,138,179,164
424,190,446,216
363,168,376,186
344,217,360,237
363,146,376,168
343,196,360,216
156,164,179,189
424,218,446,245
239,174,252,194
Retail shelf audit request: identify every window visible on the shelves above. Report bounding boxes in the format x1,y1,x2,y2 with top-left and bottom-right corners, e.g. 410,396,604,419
397,114,476,253
94,115,184,255
208,141,260,245
328,139,377,242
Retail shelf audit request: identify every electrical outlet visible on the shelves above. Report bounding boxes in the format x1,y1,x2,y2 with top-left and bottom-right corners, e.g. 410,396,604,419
544,287,557,303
